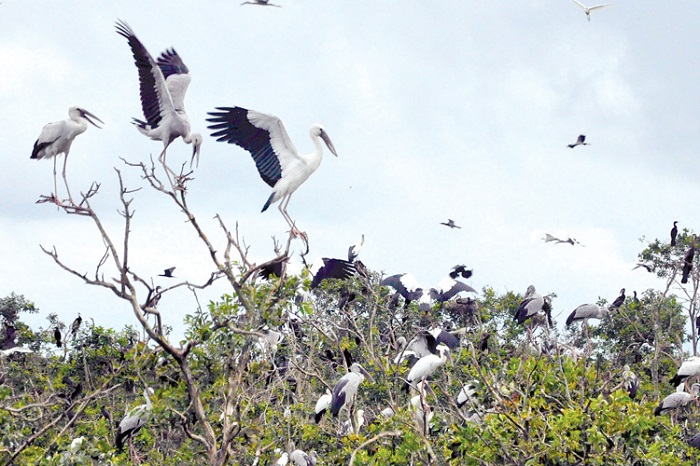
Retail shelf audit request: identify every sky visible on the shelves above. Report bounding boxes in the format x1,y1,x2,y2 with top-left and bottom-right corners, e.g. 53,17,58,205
2,1,698,341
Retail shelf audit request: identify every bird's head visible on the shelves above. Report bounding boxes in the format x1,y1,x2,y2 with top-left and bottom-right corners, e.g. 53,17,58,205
189,133,203,168
312,125,338,157
71,107,104,129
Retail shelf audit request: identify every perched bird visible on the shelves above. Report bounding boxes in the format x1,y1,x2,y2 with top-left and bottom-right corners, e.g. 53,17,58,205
440,219,461,229
682,243,695,285
242,0,281,6
276,452,289,466
314,389,332,423
671,221,679,247
571,0,609,21
654,383,699,416
622,365,639,400
670,356,700,387
69,313,82,340
159,267,176,278
339,409,365,436
289,449,318,466
456,381,479,409
566,303,609,326
115,21,202,170
53,327,62,348
70,436,86,454
403,344,450,393
609,289,626,310
331,363,370,418
116,387,155,454
514,285,552,327
31,106,103,204
567,134,589,148
208,106,337,236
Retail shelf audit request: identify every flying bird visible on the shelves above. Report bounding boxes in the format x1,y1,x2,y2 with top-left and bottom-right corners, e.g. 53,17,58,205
571,0,609,21
159,267,176,278
440,219,461,229
382,272,476,312
31,106,104,205
207,106,337,236
115,20,202,170
309,258,356,289
241,0,281,6
348,234,365,263
567,134,589,148
449,265,473,280
542,234,583,246
633,262,652,273
671,221,679,247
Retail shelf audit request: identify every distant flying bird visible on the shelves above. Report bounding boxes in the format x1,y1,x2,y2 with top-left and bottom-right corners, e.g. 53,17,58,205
159,267,176,278
31,106,104,204
671,221,679,246
440,219,461,229
633,262,652,273
571,0,609,21
115,20,202,169
542,234,583,246
567,134,589,148
449,265,473,280
241,0,281,6
208,106,338,236
382,272,476,312
609,288,625,310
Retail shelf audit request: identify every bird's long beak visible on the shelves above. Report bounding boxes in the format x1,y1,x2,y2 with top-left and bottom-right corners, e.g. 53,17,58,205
361,366,374,383
320,130,338,157
81,109,104,129
191,138,202,169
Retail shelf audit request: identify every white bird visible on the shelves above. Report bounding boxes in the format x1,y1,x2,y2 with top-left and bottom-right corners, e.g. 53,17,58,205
0,346,33,357
409,391,434,435
403,344,450,392
241,0,282,6
314,389,332,423
31,106,103,205
670,356,700,387
289,449,318,466
622,365,639,399
340,409,365,436
514,285,552,327
348,234,365,262
565,303,609,326
276,452,289,466
654,383,700,416
456,381,479,409
70,436,86,454
116,387,154,457
571,0,609,21
330,363,370,418
115,20,202,171
208,107,337,236
567,134,589,148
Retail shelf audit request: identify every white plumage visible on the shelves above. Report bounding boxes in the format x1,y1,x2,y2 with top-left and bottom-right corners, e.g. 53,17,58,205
404,344,450,392
566,303,609,326
314,389,332,423
670,356,700,387
571,0,609,21
116,387,154,452
331,363,369,418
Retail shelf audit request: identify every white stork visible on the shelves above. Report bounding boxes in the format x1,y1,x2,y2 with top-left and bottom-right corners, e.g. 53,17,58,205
670,356,700,387
654,383,700,416
571,0,609,21
514,285,552,327
31,106,103,205
330,363,370,419
207,107,337,237
115,21,202,171
313,389,332,423
567,134,589,148
403,344,450,393
566,303,609,326
289,449,318,466
241,0,282,6
116,387,154,459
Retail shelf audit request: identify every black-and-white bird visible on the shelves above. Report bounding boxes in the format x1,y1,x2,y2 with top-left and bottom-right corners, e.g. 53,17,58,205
654,383,700,416
670,356,700,387
403,344,450,393
571,0,609,21
440,219,461,229
115,21,202,169
314,389,332,423
207,106,337,236
671,221,679,247
567,134,589,148
456,381,479,409
633,262,652,273
289,449,318,466
382,273,476,312
159,267,176,278
514,285,552,327
69,313,82,340
330,363,370,418
348,234,364,263
609,288,626,310
241,0,281,6
565,303,609,326
31,106,104,204
622,365,639,400
116,387,154,455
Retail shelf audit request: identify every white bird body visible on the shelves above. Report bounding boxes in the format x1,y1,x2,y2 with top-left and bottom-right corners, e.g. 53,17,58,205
0,346,33,357
314,389,332,423
276,452,289,465
289,449,317,466
116,387,154,451
457,381,479,408
571,1,609,21
208,107,337,234
31,106,103,204
405,345,449,390
330,363,369,417
70,436,85,454
654,383,699,416
670,356,700,386
566,303,609,326
115,21,202,167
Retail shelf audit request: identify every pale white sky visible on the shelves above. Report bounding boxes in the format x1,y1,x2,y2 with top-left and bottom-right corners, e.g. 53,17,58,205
2,1,696,339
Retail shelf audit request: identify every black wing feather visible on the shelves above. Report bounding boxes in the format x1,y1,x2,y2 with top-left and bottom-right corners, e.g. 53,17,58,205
207,107,282,187
156,48,189,80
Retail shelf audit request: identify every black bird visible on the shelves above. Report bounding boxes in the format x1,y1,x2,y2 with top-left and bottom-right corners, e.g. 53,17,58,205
682,244,695,285
449,265,473,280
69,314,82,339
671,221,679,246
259,256,289,281
567,134,589,148
54,327,62,348
159,267,176,278
609,289,625,310
440,219,461,229
310,258,356,289
633,262,652,273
